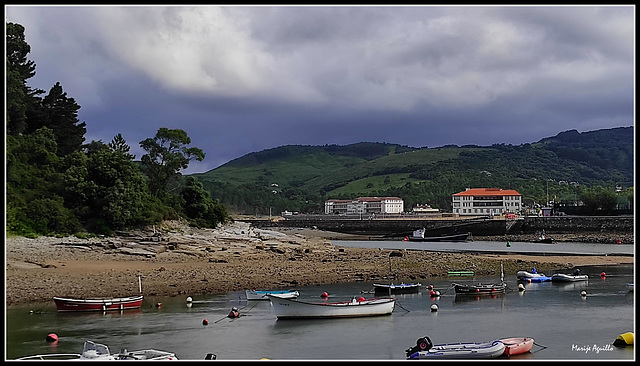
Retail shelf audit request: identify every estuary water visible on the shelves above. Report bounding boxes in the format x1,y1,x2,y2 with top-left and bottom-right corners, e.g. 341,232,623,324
5,262,635,361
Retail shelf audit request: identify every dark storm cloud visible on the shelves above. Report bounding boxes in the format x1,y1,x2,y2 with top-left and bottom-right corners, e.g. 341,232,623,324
5,5,634,173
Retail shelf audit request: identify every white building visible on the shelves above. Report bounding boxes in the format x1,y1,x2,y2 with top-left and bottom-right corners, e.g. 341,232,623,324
325,197,404,215
452,188,522,216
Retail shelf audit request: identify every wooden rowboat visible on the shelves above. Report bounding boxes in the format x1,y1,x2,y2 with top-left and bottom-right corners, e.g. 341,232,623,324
500,337,534,356
245,289,299,301
266,295,396,319
52,295,144,312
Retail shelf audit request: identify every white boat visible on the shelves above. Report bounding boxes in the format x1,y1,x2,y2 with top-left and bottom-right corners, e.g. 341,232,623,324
245,289,299,301
551,273,589,282
517,270,552,282
16,340,178,360
267,295,396,319
405,336,506,359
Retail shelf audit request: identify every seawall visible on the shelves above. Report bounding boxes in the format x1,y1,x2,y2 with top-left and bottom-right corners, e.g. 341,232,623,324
244,215,634,238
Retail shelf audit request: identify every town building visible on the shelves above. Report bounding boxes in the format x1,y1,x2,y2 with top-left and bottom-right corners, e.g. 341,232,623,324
325,197,404,215
452,188,522,216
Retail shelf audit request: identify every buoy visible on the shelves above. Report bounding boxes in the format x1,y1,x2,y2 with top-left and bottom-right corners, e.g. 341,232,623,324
580,291,587,297
429,290,436,297
616,239,622,244
46,333,58,342
202,319,209,325
404,236,409,241
430,304,438,312
186,296,193,303
518,284,525,292
434,291,440,297
601,272,606,278
228,307,240,318
320,292,329,298
506,241,511,247
613,332,634,347
427,285,434,290
357,297,365,302
156,302,162,308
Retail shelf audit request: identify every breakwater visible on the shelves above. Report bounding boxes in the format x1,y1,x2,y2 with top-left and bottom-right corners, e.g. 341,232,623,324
244,215,634,238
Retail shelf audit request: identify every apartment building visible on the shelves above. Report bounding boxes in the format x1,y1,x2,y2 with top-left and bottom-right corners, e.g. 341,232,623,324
452,188,522,216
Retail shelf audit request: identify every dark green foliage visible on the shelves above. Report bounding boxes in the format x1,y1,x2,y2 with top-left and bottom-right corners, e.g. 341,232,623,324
180,177,229,228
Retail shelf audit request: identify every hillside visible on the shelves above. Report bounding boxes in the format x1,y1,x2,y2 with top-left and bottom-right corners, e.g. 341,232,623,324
193,127,634,215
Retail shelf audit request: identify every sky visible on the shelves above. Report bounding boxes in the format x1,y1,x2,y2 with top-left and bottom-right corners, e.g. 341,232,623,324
5,5,635,174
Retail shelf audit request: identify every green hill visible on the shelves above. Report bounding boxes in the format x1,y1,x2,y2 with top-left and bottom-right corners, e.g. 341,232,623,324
193,127,634,215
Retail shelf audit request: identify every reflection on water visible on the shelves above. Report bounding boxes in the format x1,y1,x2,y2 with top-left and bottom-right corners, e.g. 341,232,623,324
5,264,634,361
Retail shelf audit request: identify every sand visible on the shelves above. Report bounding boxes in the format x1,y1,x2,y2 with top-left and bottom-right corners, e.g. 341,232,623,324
4,220,633,307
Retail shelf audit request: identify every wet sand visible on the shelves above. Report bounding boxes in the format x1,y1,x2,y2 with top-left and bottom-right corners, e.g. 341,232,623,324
5,221,634,307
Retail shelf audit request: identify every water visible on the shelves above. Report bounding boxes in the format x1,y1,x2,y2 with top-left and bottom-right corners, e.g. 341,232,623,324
5,264,635,361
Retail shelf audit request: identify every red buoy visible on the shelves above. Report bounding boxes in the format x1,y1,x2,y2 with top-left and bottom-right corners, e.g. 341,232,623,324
357,297,365,302
429,291,436,296
616,239,622,244
202,319,209,325
156,302,162,308
427,285,434,290
321,292,329,298
404,236,409,241
601,272,606,277
46,333,58,342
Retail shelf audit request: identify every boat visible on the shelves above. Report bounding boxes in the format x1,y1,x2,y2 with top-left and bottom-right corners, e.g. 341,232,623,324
454,262,507,295
16,340,178,360
517,270,552,282
448,270,475,276
551,273,589,282
500,337,534,356
266,294,396,319
534,230,555,243
627,283,634,292
245,289,300,300
373,283,421,295
52,295,144,312
405,336,506,359
405,228,471,242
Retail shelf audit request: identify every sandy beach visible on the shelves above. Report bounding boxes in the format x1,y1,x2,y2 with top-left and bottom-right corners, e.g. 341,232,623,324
5,220,634,307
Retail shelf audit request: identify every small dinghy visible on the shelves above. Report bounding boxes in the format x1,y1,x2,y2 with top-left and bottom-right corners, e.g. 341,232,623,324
245,289,299,301
500,337,534,356
517,270,552,282
16,340,178,360
405,336,505,359
373,283,421,295
551,272,588,282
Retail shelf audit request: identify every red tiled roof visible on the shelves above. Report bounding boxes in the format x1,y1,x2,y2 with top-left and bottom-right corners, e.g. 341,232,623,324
452,188,521,196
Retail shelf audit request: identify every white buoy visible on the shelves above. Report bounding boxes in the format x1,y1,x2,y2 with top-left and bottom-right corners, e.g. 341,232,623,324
430,304,438,312
518,284,525,291
186,296,193,303
580,291,587,297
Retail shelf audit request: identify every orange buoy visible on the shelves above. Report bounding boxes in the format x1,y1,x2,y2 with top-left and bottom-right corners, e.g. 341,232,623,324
46,333,58,342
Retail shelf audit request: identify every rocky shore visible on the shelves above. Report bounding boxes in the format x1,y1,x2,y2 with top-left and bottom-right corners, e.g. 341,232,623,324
5,220,634,307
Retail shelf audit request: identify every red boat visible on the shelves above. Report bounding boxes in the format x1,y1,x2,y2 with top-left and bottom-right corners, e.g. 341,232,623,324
500,337,534,356
53,295,144,312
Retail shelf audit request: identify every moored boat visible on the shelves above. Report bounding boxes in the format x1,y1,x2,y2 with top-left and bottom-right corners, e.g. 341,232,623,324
16,340,178,360
52,295,144,312
406,228,471,242
373,282,421,295
405,336,506,359
454,262,507,295
245,289,299,300
551,273,589,282
517,270,551,282
266,295,396,319
500,337,534,356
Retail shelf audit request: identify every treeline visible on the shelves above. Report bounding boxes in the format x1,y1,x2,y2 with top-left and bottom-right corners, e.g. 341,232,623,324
6,22,229,237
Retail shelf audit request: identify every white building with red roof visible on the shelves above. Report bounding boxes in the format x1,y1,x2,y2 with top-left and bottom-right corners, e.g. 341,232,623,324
325,197,404,215
452,188,522,216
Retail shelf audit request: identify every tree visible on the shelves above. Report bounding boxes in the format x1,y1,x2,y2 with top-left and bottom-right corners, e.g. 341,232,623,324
6,22,39,136
140,128,205,200
181,176,229,228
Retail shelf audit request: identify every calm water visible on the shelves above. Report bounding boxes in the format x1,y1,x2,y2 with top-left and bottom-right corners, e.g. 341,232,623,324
5,263,635,361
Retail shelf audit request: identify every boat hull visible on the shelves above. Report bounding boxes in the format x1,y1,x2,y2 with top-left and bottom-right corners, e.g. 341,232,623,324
551,274,589,282
267,295,396,319
53,295,143,312
245,290,299,301
373,283,421,295
453,283,507,295
500,337,534,356
517,271,551,282
408,340,506,359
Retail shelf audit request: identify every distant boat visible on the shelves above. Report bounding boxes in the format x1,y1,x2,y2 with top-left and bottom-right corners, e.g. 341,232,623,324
517,270,552,282
448,270,475,276
16,340,177,360
551,273,589,282
405,336,506,359
245,289,299,301
373,283,421,295
406,228,471,242
52,295,144,312
266,295,396,319
534,230,555,243
454,262,507,295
